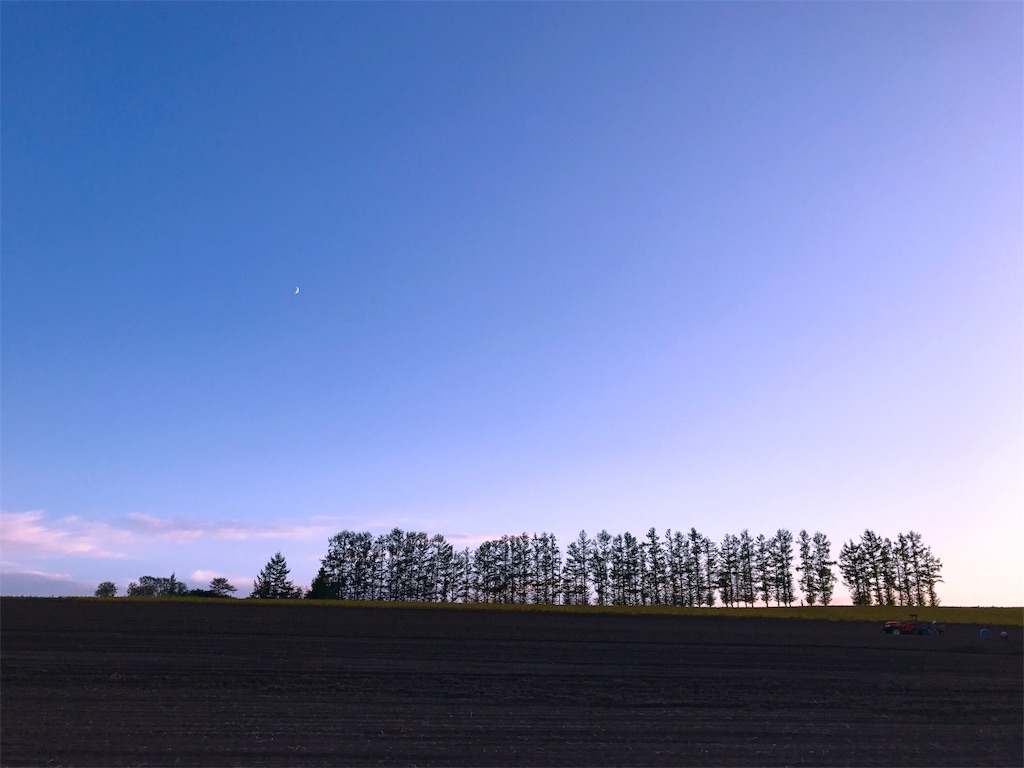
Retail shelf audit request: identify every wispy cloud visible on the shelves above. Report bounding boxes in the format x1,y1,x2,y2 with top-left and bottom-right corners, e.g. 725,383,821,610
0,509,336,560
2,566,79,581
212,521,330,541
122,513,330,543
0,511,132,558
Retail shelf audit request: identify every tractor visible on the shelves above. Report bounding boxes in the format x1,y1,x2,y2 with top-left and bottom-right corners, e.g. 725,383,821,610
883,614,943,635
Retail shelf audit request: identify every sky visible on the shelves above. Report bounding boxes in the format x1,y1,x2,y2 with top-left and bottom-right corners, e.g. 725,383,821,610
2,3,1021,605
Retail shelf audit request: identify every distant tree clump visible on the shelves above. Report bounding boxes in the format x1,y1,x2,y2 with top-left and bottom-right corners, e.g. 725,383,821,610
95,581,118,597
180,579,236,598
251,552,303,599
126,573,188,597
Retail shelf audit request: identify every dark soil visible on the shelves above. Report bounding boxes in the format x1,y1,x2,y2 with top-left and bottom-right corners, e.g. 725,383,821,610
2,599,1021,766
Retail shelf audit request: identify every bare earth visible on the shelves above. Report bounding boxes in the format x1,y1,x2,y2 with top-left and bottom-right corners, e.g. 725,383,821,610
1,599,1021,766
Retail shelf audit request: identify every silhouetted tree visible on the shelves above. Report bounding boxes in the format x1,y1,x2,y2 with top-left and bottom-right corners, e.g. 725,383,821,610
699,531,719,608
531,532,561,604
608,533,626,605
432,534,457,603
665,529,686,606
506,534,531,604
754,534,773,607
369,534,389,600
858,530,890,605
251,552,302,598
918,539,943,606
95,581,117,597
893,533,914,606
452,547,474,603
812,531,837,606
838,540,872,605
409,532,436,602
562,530,591,605
474,538,504,603
717,533,741,607
737,529,757,607
877,534,898,606
796,530,817,605
209,577,237,597
589,530,612,606
681,530,701,607
620,531,644,606
644,528,667,605
770,529,795,606
307,564,334,599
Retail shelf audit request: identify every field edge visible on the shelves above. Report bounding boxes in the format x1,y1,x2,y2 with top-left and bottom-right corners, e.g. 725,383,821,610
3,597,1021,626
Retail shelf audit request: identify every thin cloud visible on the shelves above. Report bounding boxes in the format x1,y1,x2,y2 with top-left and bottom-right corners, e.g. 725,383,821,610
212,522,331,541
2,566,79,581
0,511,131,558
0,509,335,560
123,513,332,543
124,513,207,542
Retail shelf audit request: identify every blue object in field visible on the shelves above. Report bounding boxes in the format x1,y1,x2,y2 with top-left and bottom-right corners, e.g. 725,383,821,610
980,628,989,639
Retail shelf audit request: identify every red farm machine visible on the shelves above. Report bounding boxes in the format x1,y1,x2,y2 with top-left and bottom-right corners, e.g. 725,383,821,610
883,614,943,635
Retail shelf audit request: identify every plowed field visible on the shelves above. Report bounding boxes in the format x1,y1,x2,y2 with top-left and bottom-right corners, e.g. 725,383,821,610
1,599,1021,766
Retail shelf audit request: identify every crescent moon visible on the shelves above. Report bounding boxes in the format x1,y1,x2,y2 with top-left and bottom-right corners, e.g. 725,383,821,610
294,286,300,295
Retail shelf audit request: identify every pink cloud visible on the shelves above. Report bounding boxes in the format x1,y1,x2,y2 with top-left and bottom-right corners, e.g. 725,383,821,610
0,511,131,558
213,522,330,541
0,509,335,560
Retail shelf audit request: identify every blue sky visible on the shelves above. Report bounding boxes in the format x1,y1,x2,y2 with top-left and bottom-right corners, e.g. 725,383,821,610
2,3,1021,604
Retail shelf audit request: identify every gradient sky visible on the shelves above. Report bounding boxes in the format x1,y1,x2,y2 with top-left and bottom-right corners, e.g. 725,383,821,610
2,3,1021,604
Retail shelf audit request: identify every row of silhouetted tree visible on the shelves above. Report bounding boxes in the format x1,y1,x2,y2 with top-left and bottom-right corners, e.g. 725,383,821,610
302,527,942,607
98,528,942,606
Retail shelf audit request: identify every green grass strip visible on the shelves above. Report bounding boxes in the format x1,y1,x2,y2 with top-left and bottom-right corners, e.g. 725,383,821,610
40,596,1024,626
